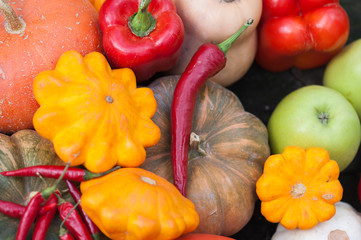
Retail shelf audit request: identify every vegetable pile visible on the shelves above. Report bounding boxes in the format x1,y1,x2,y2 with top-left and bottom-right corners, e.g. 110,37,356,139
1,0,361,239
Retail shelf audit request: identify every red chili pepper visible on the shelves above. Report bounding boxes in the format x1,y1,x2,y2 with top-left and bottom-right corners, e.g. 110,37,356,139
99,0,184,82
65,180,100,240
59,226,75,240
57,195,92,240
0,198,58,218
256,0,350,72
0,199,26,218
15,162,70,240
58,202,79,240
1,165,117,181
32,192,58,239
16,192,46,240
171,19,253,196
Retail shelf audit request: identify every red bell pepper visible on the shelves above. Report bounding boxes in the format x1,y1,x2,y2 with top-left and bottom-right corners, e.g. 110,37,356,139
99,0,184,82
256,0,350,72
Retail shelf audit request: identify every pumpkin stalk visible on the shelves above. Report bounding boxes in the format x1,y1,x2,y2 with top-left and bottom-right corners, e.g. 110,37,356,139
190,132,207,156
0,0,26,34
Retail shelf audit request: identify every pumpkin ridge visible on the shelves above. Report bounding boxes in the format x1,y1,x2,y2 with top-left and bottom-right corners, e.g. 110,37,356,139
0,136,25,202
195,160,225,234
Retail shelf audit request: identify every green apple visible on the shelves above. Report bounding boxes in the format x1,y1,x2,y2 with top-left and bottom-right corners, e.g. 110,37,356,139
323,38,361,119
268,85,361,171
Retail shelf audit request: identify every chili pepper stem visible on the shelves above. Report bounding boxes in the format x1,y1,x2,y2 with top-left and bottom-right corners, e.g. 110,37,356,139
0,0,26,34
41,162,71,199
128,0,156,37
217,18,253,54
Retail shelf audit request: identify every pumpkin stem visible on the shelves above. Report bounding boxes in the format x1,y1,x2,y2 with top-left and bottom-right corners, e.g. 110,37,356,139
0,0,26,35
189,132,207,156
141,176,156,185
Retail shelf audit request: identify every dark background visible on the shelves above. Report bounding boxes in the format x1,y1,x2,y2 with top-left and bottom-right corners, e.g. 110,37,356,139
227,1,361,239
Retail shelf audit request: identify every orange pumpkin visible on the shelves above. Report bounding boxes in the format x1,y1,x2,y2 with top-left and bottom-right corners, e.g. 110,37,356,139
0,0,103,134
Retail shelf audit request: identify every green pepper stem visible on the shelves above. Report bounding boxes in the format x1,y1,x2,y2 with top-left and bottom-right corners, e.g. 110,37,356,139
41,162,71,199
0,0,26,34
128,0,156,37
217,18,254,55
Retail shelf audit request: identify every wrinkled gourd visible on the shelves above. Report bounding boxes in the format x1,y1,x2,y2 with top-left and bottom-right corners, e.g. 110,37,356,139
80,167,200,240
33,50,161,173
141,76,270,236
256,146,343,230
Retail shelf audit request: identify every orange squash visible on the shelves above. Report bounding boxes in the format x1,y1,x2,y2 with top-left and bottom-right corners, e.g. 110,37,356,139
33,50,161,173
256,146,343,230
80,168,199,240
0,0,102,134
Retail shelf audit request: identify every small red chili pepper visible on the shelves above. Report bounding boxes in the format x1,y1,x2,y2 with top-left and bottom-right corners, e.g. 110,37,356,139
1,165,117,181
0,198,58,219
15,162,70,240
56,195,92,240
171,19,253,196
99,0,184,82
0,199,26,218
65,180,100,240
59,201,79,240
60,228,75,240
32,192,58,239
16,192,46,240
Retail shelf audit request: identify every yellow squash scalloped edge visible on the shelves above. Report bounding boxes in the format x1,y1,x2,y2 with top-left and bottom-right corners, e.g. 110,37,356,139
33,50,161,173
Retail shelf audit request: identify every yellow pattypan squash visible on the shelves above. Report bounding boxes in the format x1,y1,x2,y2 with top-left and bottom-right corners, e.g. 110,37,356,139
256,146,343,230
80,167,200,240
33,50,161,173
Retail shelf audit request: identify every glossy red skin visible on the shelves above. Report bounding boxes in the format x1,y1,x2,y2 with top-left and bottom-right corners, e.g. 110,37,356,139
0,197,57,219
33,193,58,239
58,200,92,240
65,180,100,239
99,0,184,82
171,43,226,196
176,233,235,240
1,165,105,182
256,0,349,71
0,200,26,218
16,192,45,240
60,231,75,240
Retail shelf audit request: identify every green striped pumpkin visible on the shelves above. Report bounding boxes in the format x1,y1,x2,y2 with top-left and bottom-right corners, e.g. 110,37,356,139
0,130,73,239
141,76,270,237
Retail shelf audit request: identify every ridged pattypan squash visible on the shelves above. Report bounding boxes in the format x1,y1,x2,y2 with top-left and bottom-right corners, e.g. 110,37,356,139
256,146,343,230
33,50,161,173
80,167,199,240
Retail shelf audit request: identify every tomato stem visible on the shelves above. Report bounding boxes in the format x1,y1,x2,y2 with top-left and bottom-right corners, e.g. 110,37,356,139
128,0,156,37
0,0,26,34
